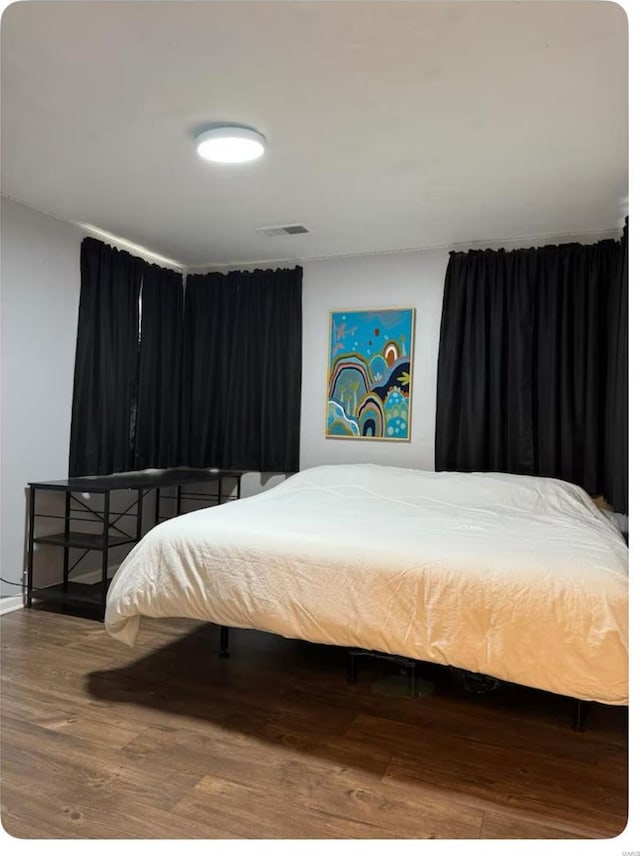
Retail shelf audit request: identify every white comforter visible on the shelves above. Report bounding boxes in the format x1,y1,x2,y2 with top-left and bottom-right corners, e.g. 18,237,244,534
105,464,628,704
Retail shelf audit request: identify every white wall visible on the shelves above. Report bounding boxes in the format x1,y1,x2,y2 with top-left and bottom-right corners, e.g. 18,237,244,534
300,249,448,471
0,197,84,596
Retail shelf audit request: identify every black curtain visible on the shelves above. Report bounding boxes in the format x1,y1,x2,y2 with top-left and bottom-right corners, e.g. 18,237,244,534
435,234,627,511
69,238,144,476
133,264,184,469
180,266,303,472
603,219,628,513
532,241,620,493
435,248,536,474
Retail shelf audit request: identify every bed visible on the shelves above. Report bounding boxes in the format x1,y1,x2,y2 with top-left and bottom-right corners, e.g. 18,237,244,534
104,464,628,706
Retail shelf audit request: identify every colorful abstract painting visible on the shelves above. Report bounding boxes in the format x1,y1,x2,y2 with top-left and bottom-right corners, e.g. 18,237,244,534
326,307,415,440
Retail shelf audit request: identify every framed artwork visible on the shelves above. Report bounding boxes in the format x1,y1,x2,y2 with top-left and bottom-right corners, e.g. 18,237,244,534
325,307,415,440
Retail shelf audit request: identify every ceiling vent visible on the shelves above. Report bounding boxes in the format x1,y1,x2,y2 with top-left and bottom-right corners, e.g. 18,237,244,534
257,224,310,237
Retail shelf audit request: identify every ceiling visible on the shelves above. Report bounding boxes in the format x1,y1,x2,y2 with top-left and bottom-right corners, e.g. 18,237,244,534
1,1,628,269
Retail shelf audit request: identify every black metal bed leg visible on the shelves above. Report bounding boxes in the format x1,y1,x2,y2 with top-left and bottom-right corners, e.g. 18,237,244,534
347,651,358,684
572,700,586,732
409,662,418,698
218,625,230,659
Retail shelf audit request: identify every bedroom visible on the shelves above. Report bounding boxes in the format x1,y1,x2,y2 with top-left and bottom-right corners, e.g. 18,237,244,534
0,0,631,846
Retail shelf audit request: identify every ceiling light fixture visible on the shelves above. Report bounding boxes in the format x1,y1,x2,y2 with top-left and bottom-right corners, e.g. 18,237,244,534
195,124,267,164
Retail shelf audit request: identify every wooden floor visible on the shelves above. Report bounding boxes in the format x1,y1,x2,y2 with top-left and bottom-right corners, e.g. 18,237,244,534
1,607,628,840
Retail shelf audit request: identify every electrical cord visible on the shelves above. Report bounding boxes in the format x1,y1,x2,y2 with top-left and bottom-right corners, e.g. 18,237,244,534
0,577,26,589
0,576,53,594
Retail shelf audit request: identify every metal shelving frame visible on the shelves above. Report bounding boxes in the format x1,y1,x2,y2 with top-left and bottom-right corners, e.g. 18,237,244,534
26,469,244,615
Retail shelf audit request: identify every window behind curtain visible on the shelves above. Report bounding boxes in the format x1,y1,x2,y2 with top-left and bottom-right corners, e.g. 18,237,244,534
180,266,303,473
434,235,628,512
69,238,144,476
69,242,303,477
69,238,183,476
133,264,184,469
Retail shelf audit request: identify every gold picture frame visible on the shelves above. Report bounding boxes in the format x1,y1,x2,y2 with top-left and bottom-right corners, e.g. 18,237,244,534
325,307,415,441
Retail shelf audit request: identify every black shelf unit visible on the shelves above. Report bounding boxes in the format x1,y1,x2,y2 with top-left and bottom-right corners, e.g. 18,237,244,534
33,581,110,611
27,468,245,617
34,532,137,550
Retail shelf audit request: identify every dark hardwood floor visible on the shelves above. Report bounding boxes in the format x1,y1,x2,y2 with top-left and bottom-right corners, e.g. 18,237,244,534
0,607,628,839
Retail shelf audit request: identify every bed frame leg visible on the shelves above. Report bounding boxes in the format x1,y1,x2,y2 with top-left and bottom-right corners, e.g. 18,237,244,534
409,662,418,698
347,651,358,684
218,625,230,659
572,700,587,732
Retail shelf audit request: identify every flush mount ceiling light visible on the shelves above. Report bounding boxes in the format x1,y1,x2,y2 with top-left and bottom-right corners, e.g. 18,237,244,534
195,124,267,164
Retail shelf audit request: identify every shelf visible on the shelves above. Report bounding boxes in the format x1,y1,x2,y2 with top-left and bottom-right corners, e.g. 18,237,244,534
26,472,248,618
33,581,110,607
33,532,136,550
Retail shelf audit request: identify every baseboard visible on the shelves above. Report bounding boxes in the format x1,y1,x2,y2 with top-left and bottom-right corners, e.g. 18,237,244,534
72,565,121,585
72,568,102,585
0,596,25,616
33,565,121,588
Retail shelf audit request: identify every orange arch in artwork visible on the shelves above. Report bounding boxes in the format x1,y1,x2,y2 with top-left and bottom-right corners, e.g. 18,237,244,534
383,341,399,366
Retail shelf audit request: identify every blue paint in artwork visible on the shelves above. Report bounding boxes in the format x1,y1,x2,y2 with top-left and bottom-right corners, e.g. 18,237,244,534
326,400,359,436
326,308,414,440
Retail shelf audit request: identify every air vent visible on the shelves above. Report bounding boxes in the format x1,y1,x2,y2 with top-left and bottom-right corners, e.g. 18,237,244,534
257,224,310,237
282,224,309,234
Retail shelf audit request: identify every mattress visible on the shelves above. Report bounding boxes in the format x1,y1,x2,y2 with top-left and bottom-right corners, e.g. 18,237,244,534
104,464,628,705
